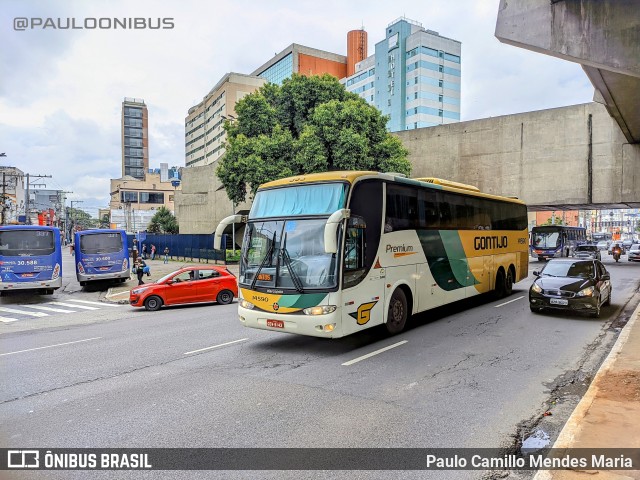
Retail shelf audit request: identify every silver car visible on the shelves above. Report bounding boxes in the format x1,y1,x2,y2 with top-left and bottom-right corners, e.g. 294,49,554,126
628,244,640,262
573,244,601,261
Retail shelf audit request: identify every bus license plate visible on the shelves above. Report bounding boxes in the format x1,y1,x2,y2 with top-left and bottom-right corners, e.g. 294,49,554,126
550,298,568,306
267,319,284,329
21,273,34,278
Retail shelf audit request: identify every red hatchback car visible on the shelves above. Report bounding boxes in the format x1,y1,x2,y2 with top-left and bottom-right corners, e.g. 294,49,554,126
129,266,238,311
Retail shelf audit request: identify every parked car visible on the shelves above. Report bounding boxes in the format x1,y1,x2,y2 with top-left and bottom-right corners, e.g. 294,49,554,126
129,266,238,311
572,244,601,261
596,241,609,251
529,258,612,318
607,241,624,256
628,244,640,262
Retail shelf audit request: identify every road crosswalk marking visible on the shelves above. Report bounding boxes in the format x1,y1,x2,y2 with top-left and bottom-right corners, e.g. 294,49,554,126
0,316,19,323
47,302,100,310
66,299,121,308
0,307,48,317
21,305,76,313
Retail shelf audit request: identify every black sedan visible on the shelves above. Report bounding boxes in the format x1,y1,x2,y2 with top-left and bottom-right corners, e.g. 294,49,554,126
529,259,612,318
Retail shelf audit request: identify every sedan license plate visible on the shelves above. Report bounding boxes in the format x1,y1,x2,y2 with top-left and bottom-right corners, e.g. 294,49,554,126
550,298,568,306
266,319,284,329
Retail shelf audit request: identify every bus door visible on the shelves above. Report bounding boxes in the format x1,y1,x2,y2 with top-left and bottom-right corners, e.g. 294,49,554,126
340,181,385,336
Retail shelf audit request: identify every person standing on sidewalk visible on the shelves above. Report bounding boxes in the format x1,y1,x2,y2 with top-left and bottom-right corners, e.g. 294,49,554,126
134,258,147,285
142,244,148,260
163,246,169,264
151,244,156,260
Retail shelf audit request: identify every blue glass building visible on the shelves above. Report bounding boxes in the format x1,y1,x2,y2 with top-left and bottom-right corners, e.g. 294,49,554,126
343,17,461,132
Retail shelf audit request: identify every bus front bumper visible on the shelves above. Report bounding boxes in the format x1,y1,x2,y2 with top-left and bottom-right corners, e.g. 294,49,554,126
77,271,130,282
0,277,62,291
238,306,343,338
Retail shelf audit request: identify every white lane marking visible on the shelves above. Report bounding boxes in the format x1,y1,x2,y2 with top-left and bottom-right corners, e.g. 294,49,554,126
494,296,525,308
47,302,99,310
0,337,103,357
20,305,75,313
184,338,249,355
66,299,121,308
0,316,19,323
342,340,408,366
0,307,48,317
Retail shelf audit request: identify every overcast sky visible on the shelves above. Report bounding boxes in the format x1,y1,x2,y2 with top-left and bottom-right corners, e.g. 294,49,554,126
0,0,594,216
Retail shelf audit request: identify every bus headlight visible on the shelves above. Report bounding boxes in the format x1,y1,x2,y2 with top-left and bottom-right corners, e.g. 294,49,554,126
531,283,542,294
303,305,337,315
577,286,594,297
52,263,61,280
240,299,255,310
122,259,128,271
77,262,85,274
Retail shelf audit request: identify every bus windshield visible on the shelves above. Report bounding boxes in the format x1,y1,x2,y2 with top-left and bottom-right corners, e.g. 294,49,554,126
240,218,337,291
250,183,348,219
0,230,55,256
532,230,561,249
79,233,123,254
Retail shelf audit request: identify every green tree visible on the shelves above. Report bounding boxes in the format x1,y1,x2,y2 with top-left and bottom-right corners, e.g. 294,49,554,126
148,206,179,234
542,216,564,226
217,74,410,205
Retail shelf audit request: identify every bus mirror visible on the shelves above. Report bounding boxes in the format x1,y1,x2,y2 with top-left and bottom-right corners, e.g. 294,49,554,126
214,214,244,250
324,209,350,254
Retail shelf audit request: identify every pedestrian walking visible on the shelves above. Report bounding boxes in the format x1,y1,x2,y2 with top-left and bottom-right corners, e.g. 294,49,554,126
142,244,148,260
151,244,156,260
163,246,169,264
134,258,147,286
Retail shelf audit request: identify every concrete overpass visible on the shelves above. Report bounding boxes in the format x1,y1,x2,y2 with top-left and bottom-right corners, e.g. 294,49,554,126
394,102,640,211
495,0,640,145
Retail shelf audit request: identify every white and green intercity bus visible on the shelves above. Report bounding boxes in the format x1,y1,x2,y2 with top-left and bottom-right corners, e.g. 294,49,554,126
214,171,529,338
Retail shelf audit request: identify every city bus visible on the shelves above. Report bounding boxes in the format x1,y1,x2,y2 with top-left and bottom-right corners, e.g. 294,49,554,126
74,229,130,286
591,231,612,244
214,171,529,338
0,225,62,295
530,225,587,261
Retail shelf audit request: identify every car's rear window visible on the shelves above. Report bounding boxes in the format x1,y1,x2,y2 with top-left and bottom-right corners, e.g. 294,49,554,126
576,245,597,252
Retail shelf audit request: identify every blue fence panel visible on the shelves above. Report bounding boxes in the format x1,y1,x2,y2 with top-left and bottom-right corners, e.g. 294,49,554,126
126,234,226,262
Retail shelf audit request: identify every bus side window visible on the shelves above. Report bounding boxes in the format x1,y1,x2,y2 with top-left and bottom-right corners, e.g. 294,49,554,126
343,216,367,289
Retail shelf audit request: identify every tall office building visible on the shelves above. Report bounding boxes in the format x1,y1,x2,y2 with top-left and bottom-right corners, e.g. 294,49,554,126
185,73,266,168
343,17,461,132
251,43,347,85
121,98,149,179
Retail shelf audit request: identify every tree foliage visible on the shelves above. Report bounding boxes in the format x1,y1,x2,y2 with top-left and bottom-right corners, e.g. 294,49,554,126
148,206,179,234
217,74,410,204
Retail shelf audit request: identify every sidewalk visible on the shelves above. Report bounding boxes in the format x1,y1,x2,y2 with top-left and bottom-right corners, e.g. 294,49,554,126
534,300,640,480
103,257,239,304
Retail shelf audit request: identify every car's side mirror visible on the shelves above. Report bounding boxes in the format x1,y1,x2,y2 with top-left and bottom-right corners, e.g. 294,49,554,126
166,280,175,285
533,271,539,276
601,273,610,281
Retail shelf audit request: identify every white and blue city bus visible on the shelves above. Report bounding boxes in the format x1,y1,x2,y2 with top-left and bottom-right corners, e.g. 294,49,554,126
74,229,130,286
531,225,587,261
0,225,62,295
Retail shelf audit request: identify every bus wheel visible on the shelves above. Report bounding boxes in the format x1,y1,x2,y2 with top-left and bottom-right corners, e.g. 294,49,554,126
505,269,514,296
144,296,163,312
385,288,408,335
80,282,86,287
493,270,505,299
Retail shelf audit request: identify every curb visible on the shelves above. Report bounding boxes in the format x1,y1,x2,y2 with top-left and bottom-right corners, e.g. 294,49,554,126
533,300,640,480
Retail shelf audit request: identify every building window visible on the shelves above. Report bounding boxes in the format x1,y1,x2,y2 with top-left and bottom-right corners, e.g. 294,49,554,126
121,191,138,203
438,65,444,73
439,79,443,88
139,192,165,204
438,109,443,117
415,92,418,100
439,94,443,102
414,77,418,85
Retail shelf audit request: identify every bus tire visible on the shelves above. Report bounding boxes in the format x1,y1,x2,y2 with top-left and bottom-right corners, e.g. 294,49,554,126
385,288,408,335
144,295,163,312
80,281,86,287
493,269,506,299
216,290,234,305
505,268,514,296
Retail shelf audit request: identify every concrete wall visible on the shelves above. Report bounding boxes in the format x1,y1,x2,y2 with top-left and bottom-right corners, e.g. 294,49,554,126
395,102,640,210
175,164,250,237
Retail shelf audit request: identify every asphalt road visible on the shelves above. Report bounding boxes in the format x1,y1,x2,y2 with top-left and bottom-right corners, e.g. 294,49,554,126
1,254,639,480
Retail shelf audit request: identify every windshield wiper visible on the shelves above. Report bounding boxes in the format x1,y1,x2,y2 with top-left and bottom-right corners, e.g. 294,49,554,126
250,231,276,290
279,233,304,293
